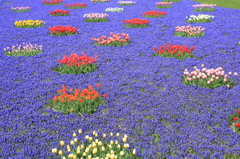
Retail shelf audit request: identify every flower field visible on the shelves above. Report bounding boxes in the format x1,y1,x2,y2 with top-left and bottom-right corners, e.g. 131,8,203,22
1,0,240,158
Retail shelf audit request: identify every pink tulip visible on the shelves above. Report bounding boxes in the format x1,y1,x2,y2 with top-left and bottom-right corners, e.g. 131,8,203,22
207,81,211,84
234,72,238,76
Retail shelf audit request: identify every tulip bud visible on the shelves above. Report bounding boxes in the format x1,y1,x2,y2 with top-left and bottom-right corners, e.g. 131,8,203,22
58,150,63,155
78,129,82,134
132,149,136,155
60,141,64,146
52,148,57,153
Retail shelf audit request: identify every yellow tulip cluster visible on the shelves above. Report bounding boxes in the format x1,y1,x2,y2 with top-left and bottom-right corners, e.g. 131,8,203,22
14,20,46,28
52,129,139,159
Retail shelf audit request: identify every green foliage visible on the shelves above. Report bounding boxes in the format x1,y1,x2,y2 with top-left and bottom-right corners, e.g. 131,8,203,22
124,24,150,28
52,64,98,75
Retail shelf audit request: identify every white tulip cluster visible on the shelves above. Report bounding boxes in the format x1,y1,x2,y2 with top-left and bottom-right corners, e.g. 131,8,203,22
105,7,124,12
84,13,109,19
186,14,214,21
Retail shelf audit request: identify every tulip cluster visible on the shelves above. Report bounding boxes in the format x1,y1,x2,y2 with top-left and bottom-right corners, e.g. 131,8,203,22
193,4,217,12
163,0,180,2
118,1,136,6
46,85,107,115
84,13,109,22
49,26,78,36
229,110,240,134
51,130,140,159
174,25,205,37
11,6,32,12
156,2,172,8
153,44,194,60
186,14,214,23
182,65,238,89
123,18,150,28
65,3,87,9
14,20,46,28
105,7,124,12
90,0,109,3
49,9,70,16
92,32,130,46
142,10,167,18
3,43,43,57
42,0,63,5
53,53,98,74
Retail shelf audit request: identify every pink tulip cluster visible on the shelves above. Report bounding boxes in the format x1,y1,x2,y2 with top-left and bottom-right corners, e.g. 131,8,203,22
3,43,43,54
11,6,32,11
183,64,238,87
92,32,130,45
83,13,109,19
193,4,216,9
90,0,109,2
118,1,136,5
175,25,205,35
156,2,173,6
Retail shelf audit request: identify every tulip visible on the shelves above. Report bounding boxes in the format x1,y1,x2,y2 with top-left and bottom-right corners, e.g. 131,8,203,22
52,148,57,153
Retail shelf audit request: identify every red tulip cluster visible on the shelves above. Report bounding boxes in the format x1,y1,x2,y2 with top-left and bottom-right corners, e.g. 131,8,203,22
42,0,63,5
123,18,150,25
57,53,97,67
142,10,167,17
49,9,70,16
54,84,106,102
233,110,240,129
49,84,107,114
92,32,130,46
49,26,78,36
154,44,194,55
153,44,194,60
65,3,87,9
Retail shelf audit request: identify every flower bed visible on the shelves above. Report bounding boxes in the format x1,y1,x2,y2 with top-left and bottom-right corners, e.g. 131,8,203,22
92,33,130,46
142,10,167,18
3,43,43,57
156,2,172,8
42,0,63,5
182,65,238,89
65,3,87,9
105,7,124,12
84,13,109,22
123,18,150,28
46,85,107,115
118,1,136,6
163,0,180,2
174,25,205,37
49,26,78,36
49,9,70,16
186,14,214,23
153,44,194,60
14,20,46,28
229,110,240,134
193,4,217,12
52,130,141,158
90,0,109,3
53,53,98,74
11,6,32,12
